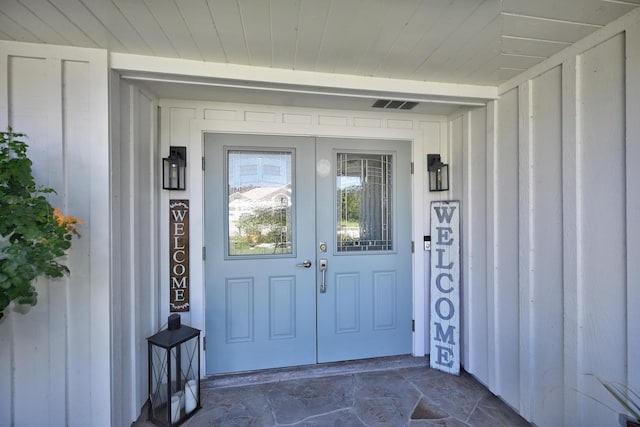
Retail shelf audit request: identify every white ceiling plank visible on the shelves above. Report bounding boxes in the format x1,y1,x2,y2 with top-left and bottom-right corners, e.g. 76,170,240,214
498,67,523,81
502,0,637,26
48,0,128,50
346,0,423,77
501,35,571,58
443,18,502,84
402,0,487,79
465,51,501,85
293,0,332,71
18,0,97,47
499,53,545,70
237,0,271,67
326,0,419,76
143,0,203,61
111,0,179,58
0,0,636,87
313,0,365,74
413,0,501,80
368,0,454,78
0,10,41,43
2,0,69,45
79,0,153,55
175,0,226,63
207,0,249,65
270,0,302,70
502,13,601,43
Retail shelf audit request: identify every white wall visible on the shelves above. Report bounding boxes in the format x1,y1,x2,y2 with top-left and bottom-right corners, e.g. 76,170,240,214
456,8,640,427
110,74,160,426
0,42,111,426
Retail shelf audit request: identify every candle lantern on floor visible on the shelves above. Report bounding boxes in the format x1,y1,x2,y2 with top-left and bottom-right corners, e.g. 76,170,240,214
147,314,201,426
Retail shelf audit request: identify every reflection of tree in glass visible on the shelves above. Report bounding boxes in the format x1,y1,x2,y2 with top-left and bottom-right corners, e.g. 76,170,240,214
236,207,290,254
341,186,361,222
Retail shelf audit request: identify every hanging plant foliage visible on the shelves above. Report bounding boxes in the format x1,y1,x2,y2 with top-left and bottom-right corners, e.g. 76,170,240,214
0,129,81,319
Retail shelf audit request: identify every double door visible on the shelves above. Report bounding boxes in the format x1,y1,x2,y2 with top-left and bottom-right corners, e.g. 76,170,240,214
204,133,412,374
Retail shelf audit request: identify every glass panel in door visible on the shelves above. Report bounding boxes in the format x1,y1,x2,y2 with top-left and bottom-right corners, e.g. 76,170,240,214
227,150,293,256
336,153,393,252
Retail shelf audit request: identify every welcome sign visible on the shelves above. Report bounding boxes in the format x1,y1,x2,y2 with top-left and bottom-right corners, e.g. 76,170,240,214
429,200,460,375
169,200,190,312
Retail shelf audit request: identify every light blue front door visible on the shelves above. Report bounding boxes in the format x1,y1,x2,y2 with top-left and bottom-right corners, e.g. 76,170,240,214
315,138,413,363
204,134,412,374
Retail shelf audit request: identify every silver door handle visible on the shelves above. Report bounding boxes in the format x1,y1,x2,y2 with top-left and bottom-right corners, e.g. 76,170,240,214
296,260,312,268
319,259,328,293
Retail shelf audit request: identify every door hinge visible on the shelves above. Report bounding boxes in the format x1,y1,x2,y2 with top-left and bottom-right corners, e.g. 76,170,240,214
412,319,415,332
202,156,205,171
203,336,206,351
202,246,206,260
411,241,414,253
410,162,414,174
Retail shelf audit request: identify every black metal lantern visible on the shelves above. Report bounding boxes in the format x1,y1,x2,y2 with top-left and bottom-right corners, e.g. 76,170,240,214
427,154,449,192
163,147,187,190
147,314,200,426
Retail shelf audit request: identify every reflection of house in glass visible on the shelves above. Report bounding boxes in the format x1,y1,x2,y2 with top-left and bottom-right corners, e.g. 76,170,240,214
227,150,293,255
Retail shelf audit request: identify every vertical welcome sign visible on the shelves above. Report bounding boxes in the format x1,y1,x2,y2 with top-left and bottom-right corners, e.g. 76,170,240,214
429,200,460,375
170,200,190,312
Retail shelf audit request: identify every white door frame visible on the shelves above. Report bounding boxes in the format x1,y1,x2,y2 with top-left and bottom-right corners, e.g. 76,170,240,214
186,118,426,376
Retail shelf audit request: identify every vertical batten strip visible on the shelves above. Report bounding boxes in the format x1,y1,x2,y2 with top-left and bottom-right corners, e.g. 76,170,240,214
0,52,7,128
494,88,520,407
626,23,640,393
517,81,532,420
86,48,111,426
109,71,124,426
485,100,497,391
46,56,67,427
126,83,139,424
561,56,579,427
412,124,425,356
461,112,470,370
0,47,12,427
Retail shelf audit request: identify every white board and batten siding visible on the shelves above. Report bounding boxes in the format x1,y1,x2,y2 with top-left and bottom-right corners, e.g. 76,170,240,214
454,8,640,427
110,73,160,426
0,42,111,426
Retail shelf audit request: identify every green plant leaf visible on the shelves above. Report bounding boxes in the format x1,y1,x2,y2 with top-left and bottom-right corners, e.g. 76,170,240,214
0,129,81,319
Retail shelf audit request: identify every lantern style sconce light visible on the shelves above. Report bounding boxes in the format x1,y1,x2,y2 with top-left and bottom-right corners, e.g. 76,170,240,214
163,146,187,191
147,314,200,426
427,154,449,192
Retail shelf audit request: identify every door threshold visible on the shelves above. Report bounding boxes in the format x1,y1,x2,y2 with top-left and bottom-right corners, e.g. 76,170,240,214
203,354,427,390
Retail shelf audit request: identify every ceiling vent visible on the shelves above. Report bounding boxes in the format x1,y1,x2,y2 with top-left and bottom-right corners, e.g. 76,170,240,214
372,99,418,110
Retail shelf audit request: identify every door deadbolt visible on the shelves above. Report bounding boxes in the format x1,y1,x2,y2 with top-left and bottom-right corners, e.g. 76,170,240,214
319,242,327,252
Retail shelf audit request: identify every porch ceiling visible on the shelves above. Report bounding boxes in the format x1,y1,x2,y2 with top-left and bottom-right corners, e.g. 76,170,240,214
0,0,638,93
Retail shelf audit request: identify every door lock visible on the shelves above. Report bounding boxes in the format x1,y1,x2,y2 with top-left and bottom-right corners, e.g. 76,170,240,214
319,259,328,293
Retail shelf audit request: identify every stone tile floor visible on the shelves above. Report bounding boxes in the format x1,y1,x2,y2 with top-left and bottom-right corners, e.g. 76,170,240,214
135,356,531,427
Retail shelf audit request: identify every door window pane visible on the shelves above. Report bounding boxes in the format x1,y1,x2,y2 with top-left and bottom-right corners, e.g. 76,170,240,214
336,153,393,252
227,150,293,256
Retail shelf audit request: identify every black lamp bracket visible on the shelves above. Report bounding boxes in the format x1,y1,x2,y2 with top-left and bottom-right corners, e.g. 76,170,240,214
169,146,187,166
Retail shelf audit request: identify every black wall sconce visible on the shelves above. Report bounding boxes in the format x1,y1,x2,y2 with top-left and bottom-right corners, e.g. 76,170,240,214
163,147,187,191
427,154,449,192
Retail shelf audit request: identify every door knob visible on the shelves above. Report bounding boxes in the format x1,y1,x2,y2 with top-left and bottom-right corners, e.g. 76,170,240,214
296,260,312,268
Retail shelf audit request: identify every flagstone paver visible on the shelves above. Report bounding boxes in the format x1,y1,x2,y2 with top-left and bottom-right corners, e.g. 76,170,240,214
133,356,531,427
